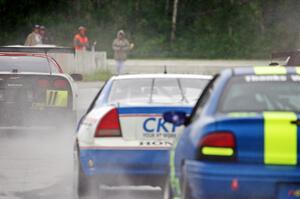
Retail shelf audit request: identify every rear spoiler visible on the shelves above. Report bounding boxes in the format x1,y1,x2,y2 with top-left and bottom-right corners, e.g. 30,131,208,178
0,46,75,55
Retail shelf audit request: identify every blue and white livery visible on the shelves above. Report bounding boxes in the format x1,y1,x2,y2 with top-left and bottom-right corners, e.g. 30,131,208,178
74,74,211,197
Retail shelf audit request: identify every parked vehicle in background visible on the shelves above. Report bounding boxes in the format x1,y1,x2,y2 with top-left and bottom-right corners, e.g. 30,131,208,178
74,74,211,198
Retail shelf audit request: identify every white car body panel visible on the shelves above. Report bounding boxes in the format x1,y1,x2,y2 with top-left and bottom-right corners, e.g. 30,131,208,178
77,74,212,150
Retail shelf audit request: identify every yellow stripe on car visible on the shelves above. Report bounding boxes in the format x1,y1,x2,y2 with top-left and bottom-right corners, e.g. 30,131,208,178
264,112,298,165
202,147,234,156
169,134,182,198
295,67,300,74
254,66,286,75
170,150,181,196
46,90,68,107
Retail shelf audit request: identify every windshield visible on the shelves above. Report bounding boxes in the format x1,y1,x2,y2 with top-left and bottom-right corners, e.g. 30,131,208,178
108,78,208,105
218,75,300,113
0,56,59,73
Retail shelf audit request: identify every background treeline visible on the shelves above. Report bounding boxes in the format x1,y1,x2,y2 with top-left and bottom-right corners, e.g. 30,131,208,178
0,0,300,59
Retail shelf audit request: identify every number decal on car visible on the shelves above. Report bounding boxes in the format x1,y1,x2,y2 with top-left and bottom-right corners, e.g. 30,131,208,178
46,90,68,107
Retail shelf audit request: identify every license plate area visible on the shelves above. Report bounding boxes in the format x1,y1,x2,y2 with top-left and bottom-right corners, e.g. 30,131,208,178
278,184,300,199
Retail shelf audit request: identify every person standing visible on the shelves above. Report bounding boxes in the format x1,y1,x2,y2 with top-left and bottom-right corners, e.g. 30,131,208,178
73,26,90,74
24,24,42,46
112,30,134,75
73,26,89,51
39,25,51,44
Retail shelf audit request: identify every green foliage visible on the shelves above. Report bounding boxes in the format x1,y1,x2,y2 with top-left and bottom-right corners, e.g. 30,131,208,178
83,69,112,81
1,0,300,59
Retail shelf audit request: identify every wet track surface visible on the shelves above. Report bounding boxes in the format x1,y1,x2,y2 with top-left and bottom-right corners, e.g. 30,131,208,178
0,129,74,199
0,81,161,199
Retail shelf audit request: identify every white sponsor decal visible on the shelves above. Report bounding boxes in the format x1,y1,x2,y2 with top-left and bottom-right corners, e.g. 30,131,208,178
245,75,287,82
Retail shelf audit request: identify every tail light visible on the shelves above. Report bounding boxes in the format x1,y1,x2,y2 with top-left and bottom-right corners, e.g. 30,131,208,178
53,79,68,89
37,79,68,89
95,108,121,137
197,131,236,161
37,79,49,88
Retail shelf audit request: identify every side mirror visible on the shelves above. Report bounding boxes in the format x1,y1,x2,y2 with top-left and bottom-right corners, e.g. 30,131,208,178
163,111,188,126
71,73,83,81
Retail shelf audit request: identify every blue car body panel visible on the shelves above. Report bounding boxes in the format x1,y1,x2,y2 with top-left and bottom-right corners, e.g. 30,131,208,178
118,106,192,115
185,160,300,199
173,67,300,199
80,149,170,176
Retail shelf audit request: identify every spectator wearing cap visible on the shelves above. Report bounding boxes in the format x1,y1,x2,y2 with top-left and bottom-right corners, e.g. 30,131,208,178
112,30,134,75
73,26,89,51
39,25,51,44
25,24,42,46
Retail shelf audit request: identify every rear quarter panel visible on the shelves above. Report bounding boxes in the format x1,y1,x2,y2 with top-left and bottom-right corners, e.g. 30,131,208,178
77,106,114,144
174,70,232,176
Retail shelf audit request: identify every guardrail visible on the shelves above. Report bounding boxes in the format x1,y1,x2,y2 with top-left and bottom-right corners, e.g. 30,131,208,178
49,52,269,75
107,59,270,75
49,50,107,74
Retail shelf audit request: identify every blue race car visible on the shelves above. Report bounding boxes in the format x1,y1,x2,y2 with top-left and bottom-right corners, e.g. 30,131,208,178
74,74,211,197
163,67,300,199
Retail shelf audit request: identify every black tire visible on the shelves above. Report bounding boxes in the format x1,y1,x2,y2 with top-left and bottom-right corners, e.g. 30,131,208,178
75,147,97,198
163,178,173,199
73,144,79,199
78,164,98,199
78,163,89,196
182,166,193,199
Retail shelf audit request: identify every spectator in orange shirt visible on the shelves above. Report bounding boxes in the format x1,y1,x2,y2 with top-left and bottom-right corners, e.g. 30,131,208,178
73,26,89,51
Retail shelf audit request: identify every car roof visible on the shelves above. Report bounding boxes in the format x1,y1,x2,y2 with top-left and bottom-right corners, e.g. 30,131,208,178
231,66,300,76
111,73,212,80
0,52,50,58
0,71,67,77
0,53,63,73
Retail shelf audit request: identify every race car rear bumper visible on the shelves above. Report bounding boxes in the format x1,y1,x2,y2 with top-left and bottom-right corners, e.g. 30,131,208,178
0,106,76,127
185,160,300,199
79,148,169,186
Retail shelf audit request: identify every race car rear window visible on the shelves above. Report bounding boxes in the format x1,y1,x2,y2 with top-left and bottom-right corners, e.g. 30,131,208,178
107,78,208,105
218,75,300,112
0,56,59,73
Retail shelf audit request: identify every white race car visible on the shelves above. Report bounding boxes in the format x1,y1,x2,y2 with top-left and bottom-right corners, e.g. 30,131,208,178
0,46,78,129
74,74,211,197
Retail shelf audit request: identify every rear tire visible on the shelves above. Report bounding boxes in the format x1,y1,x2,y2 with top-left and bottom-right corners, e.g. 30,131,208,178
75,146,97,199
182,166,193,199
73,145,79,199
78,165,88,196
163,178,172,199
78,163,98,199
